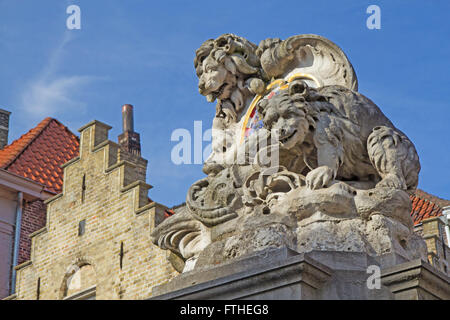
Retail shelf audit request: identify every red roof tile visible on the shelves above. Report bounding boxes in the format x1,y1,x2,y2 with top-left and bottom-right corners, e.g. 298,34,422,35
414,189,450,208
0,118,79,194
410,189,449,225
162,203,187,220
164,209,175,219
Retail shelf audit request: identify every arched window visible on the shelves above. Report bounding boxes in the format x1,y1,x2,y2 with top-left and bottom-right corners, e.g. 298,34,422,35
63,264,96,300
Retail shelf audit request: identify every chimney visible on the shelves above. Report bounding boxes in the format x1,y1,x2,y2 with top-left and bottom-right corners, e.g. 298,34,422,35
122,104,134,132
118,104,141,156
0,109,11,149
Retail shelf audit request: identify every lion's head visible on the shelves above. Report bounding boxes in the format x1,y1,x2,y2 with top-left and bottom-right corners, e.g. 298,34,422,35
257,80,319,150
195,34,263,119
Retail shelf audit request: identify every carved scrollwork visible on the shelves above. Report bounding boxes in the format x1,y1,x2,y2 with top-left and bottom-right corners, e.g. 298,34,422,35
243,166,304,208
259,34,358,90
186,166,243,227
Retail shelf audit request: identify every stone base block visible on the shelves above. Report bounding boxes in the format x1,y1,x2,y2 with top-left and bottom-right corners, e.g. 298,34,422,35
381,259,450,300
151,247,331,300
150,247,449,300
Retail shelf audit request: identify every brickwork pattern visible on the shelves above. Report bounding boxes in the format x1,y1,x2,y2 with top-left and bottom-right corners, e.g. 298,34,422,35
18,200,47,265
421,218,449,275
0,111,9,128
12,121,177,300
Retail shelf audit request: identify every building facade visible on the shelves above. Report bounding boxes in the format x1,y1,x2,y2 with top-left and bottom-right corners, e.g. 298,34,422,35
411,190,450,274
6,114,177,300
0,110,79,298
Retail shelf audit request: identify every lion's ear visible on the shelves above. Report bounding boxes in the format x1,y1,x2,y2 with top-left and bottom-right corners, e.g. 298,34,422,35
224,57,237,75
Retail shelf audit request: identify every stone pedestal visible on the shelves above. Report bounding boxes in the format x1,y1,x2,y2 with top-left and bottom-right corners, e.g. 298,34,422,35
150,247,449,300
151,247,332,300
381,259,450,300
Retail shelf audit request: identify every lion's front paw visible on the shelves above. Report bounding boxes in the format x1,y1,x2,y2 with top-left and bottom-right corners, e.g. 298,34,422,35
306,166,335,190
376,173,407,190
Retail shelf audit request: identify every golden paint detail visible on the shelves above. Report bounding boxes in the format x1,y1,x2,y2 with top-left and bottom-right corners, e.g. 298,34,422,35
287,73,322,87
240,95,263,143
240,73,320,143
266,79,285,90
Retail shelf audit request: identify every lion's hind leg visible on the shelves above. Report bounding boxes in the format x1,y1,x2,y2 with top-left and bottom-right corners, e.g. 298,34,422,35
367,126,420,193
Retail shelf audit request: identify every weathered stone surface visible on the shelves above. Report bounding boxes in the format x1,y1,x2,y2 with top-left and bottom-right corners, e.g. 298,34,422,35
151,248,409,300
381,258,450,300
274,183,428,260
151,247,332,300
151,33,426,279
152,248,449,300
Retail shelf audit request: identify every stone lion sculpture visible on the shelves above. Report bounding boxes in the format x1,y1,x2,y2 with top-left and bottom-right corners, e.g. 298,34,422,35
194,34,264,123
194,34,266,174
256,79,420,193
152,33,427,273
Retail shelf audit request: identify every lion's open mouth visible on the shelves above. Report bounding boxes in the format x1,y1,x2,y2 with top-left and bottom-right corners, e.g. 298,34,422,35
280,130,297,144
206,82,228,102
214,82,228,99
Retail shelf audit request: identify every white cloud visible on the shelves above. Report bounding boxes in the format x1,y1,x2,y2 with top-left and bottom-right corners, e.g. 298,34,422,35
21,75,94,118
18,31,101,121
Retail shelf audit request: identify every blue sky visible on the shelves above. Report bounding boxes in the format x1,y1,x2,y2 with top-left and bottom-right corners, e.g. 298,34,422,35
0,0,449,206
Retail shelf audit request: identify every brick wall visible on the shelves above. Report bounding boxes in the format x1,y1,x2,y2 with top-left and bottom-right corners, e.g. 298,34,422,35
421,217,449,275
18,200,46,265
12,121,177,300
